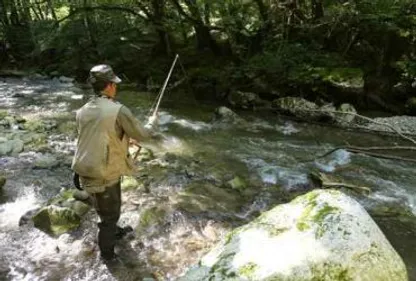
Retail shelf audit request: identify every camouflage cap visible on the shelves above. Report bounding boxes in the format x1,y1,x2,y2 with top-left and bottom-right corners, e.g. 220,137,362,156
88,64,122,84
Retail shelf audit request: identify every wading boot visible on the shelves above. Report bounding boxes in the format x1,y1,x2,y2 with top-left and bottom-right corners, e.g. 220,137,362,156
115,225,133,240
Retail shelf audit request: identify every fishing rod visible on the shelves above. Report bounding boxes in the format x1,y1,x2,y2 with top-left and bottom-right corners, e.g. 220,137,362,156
149,53,179,119
133,54,180,160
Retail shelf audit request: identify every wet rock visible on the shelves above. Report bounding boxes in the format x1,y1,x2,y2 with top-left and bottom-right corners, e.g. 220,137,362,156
405,97,416,115
172,182,245,214
179,189,407,281
272,97,320,119
57,121,77,136
21,119,57,132
33,154,60,169
29,73,48,80
212,106,246,126
225,176,247,191
273,97,357,125
58,76,75,83
336,103,357,125
73,190,90,201
228,91,264,110
11,92,25,98
47,189,91,217
318,103,337,121
0,175,6,189
19,208,41,226
121,176,139,190
32,205,81,236
0,139,24,156
72,201,91,217
49,71,60,77
136,205,168,235
0,114,26,129
136,147,155,162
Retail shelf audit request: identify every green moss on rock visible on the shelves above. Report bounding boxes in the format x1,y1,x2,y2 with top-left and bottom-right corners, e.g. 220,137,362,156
136,206,167,235
32,205,81,236
238,262,258,278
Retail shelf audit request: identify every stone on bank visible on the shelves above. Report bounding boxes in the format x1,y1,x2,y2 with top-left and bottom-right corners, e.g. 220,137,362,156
31,189,91,236
178,189,407,281
32,205,81,236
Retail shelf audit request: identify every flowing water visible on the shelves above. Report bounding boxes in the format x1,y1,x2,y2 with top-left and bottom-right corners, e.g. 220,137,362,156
1,77,416,281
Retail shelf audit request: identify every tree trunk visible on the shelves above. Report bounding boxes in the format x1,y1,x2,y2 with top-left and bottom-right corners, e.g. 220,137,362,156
0,0,10,26
152,0,172,55
9,0,20,25
171,0,220,55
19,0,32,23
311,0,324,19
83,0,98,51
194,23,219,54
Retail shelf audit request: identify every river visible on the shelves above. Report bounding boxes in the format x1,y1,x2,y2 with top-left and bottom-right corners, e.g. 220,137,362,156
1,77,415,281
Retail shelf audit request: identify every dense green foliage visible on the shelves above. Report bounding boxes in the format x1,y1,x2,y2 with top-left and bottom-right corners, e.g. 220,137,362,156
1,0,416,111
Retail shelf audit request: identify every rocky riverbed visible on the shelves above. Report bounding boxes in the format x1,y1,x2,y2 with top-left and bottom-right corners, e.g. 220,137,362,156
1,76,416,281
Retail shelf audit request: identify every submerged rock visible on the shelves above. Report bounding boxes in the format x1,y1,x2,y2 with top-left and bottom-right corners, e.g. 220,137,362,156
33,153,60,169
0,175,6,189
121,176,140,190
136,205,168,235
0,139,24,156
272,97,357,125
228,91,268,110
212,106,246,126
172,182,245,215
225,176,247,191
178,189,407,281
32,205,81,236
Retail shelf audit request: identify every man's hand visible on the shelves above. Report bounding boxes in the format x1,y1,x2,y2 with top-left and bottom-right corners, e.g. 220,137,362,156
144,114,158,129
129,138,140,147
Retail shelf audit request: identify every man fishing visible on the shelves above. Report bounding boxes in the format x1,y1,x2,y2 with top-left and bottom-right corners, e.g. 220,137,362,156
71,64,159,261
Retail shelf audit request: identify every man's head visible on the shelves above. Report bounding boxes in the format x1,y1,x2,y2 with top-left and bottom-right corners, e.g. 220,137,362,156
88,64,122,98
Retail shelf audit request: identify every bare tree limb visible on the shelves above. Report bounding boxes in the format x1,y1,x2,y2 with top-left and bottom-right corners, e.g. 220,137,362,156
300,109,416,145
308,146,416,163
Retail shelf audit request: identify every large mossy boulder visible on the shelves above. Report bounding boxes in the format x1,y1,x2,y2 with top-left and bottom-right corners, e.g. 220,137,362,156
272,97,357,125
32,205,81,236
272,97,320,120
178,189,407,281
30,189,91,235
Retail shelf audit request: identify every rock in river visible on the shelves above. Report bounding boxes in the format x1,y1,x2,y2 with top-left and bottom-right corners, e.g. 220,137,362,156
178,189,407,281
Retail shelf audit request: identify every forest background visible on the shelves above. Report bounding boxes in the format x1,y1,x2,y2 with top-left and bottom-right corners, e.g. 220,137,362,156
1,0,416,114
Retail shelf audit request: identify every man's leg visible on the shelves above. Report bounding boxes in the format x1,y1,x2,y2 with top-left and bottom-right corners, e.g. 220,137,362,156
91,181,121,260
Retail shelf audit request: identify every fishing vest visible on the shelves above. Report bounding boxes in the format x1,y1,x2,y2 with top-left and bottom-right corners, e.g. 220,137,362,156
71,96,133,180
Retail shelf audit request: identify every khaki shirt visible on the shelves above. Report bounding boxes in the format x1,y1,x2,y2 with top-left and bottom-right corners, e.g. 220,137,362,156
80,102,154,193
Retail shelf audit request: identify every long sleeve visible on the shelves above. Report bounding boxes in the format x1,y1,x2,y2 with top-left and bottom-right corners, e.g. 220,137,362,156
116,106,152,142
